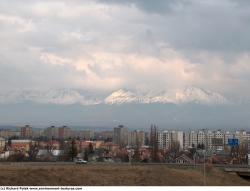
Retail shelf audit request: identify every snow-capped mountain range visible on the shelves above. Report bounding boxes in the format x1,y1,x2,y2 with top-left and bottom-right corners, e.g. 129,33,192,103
105,87,228,105
0,87,229,106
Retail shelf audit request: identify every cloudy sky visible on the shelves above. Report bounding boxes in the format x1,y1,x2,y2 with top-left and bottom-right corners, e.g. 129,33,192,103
1,0,250,100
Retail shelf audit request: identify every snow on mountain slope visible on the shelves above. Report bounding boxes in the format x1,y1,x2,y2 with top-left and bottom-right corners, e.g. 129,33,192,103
175,87,228,105
104,87,228,105
0,87,228,105
0,89,101,105
104,89,139,104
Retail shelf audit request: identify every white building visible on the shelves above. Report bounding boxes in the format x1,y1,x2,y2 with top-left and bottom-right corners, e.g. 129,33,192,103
176,131,184,150
224,131,234,145
189,131,198,148
197,130,206,148
128,130,145,147
0,137,5,151
184,132,190,149
157,130,170,150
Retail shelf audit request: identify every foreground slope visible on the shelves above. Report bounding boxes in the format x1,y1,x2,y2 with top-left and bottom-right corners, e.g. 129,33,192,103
0,164,249,186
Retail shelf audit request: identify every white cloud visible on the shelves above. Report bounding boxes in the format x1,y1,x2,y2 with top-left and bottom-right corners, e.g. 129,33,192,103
0,13,34,32
0,0,250,102
40,53,72,66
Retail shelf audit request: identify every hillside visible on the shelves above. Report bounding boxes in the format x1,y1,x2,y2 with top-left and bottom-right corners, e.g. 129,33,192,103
0,164,249,186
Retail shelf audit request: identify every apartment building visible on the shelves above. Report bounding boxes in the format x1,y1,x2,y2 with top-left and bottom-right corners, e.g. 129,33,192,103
21,125,32,138
113,125,129,147
128,130,145,147
58,126,71,139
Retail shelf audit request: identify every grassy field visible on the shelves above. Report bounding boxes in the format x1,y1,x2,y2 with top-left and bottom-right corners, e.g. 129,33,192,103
0,164,249,186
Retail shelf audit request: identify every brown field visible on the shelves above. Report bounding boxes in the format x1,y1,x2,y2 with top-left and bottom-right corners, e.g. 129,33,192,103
0,164,249,186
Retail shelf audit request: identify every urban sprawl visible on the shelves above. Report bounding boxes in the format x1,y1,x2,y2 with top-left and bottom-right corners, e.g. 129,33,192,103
0,124,249,165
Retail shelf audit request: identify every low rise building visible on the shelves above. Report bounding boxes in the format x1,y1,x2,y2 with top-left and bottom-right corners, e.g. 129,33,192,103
10,140,32,152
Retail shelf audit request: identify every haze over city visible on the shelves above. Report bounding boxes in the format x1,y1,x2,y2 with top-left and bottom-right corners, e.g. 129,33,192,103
1,0,250,128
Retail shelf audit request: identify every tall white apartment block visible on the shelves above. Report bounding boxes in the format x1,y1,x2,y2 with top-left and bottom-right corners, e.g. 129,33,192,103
176,131,184,150
209,130,225,151
207,130,213,149
157,130,171,150
189,131,198,148
184,132,190,149
197,130,206,147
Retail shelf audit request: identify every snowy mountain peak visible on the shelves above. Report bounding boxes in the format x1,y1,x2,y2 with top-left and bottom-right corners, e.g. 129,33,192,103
0,87,229,106
104,89,138,104
175,87,228,104
104,87,228,105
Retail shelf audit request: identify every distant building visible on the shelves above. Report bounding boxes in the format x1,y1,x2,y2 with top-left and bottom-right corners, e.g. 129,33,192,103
43,126,59,139
128,130,145,147
175,154,194,164
157,130,170,150
0,129,20,138
94,131,113,141
11,140,32,152
21,125,32,138
58,126,71,139
246,132,250,153
197,130,206,147
39,140,60,150
189,131,198,148
184,132,190,149
113,125,128,147
172,131,184,151
78,130,94,140
157,130,183,151
212,130,224,151
0,137,5,151
224,131,234,151
207,130,214,149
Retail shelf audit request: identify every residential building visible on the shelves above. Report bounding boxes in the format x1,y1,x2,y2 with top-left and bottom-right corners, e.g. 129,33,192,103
11,140,32,152
0,129,20,138
128,130,145,147
21,125,32,138
157,130,183,151
43,126,59,139
78,130,94,140
224,131,234,145
213,130,225,151
176,131,184,150
183,131,190,150
94,131,113,140
246,132,250,152
197,130,206,148
157,130,170,150
113,125,128,147
58,126,71,139
189,131,198,148
0,137,5,151
175,154,194,164
207,130,214,149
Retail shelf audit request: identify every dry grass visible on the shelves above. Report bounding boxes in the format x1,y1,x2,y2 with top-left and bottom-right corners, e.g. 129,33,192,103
0,164,249,186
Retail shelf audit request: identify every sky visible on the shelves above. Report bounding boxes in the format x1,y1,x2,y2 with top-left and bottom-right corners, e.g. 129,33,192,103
0,0,250,126
1,0,250,101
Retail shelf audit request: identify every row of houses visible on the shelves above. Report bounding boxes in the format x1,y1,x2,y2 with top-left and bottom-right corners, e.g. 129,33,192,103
0,138,121,161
